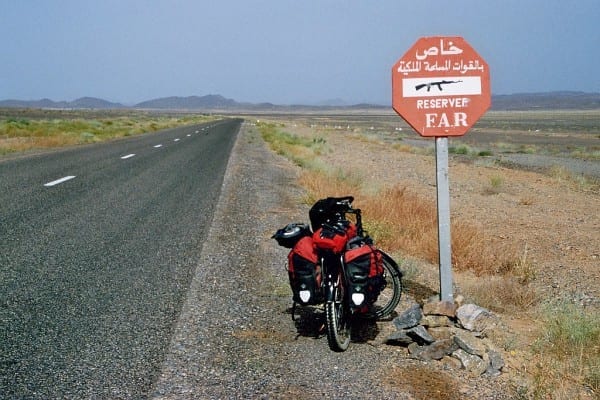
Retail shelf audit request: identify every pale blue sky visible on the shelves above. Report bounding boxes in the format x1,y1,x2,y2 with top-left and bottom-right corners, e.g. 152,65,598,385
1,0,598,105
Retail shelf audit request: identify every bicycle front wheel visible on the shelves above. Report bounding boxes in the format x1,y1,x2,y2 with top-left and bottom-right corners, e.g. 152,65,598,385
325,276,351,352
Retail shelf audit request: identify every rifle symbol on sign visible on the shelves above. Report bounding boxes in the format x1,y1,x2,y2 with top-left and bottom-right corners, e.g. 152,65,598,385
415,80,463,92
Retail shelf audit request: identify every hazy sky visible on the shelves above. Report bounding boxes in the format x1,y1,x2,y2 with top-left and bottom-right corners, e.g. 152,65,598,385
2,0,598,105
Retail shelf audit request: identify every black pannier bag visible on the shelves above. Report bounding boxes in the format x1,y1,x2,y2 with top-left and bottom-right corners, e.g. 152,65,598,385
272,223,312,248
287,236,322,305
343,238,385,310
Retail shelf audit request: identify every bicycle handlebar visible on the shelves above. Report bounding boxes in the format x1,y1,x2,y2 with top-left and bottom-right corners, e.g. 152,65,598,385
333,196,354,204
321,222,347,235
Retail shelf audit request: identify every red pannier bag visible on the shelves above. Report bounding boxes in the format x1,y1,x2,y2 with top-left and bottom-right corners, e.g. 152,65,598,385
287,236,321,305
343,241,385,309
312,221,357,254
312,227,347,254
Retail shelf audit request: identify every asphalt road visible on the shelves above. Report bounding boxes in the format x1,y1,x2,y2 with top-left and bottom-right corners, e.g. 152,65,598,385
0,119,241,398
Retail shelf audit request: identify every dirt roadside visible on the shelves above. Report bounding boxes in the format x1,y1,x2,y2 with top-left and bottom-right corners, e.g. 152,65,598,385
316,128,599,312
151,122,516,399
260,118,599,398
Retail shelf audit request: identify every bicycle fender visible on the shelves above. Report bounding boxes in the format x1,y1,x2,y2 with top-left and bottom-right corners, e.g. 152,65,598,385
325,279,336,303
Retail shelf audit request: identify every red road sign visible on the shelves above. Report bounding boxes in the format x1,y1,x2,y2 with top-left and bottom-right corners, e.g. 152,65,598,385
392,36,490,137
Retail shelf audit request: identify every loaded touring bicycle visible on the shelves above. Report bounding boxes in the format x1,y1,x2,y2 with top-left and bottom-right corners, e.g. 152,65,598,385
273,196,402,351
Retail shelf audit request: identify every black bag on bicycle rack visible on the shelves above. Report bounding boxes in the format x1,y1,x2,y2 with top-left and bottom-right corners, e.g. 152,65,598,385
343,238,385,310
272,223,312,248
287,236,322,305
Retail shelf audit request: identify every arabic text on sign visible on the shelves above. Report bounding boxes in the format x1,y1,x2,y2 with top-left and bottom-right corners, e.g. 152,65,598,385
397,60,485,76
415,39,463,60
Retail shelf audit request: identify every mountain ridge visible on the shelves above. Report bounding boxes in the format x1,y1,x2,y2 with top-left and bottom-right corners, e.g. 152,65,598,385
1,92,599,111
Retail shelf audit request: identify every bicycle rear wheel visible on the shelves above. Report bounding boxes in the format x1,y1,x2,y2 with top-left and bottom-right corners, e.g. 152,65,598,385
325,274,351,351
366,251,402,320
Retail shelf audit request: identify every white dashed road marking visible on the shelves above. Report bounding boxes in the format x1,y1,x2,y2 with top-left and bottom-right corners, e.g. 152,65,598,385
40,126,212,189
44,176,76,187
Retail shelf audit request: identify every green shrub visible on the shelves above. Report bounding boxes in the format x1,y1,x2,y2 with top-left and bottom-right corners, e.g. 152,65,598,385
490,175,504,188
449,144,471,155
533,302,600,394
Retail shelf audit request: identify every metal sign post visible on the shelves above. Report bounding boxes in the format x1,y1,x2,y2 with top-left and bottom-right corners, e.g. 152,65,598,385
435,137,453,301
391,36,490,301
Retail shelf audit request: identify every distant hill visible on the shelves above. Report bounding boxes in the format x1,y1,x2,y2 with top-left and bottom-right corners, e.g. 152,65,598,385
491,91,600,110
0,97,124,109
1,92,598,111
70,97,125,109
0,98,67,108
134,94,239,109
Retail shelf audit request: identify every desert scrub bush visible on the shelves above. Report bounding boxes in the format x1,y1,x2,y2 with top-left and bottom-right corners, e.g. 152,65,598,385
516,144,537,154
0,113,213,153
333,167,364,189
483,174,505,195
392,143,415,153
258,122,328,169
449,144,472,155
302,183,534,315
490,175,504,188
548,165,599,192
79,132,97,143
359,185,521,277
566,146,597,160
501,244,537,284
392,142,435,156
460,245,538,311
462,274,538,313
297,172,522,279
527,302,600,398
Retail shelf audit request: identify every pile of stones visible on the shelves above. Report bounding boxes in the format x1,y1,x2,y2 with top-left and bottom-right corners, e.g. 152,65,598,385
385,297,505,377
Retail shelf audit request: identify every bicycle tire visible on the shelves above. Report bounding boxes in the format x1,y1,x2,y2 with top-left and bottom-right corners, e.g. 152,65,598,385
364,251,402,320
325,275,351,351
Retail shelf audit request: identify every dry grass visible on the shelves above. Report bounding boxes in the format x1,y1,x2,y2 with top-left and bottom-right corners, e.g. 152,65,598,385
297,168,543,314
482,174,505,195
260,121,538,313
518,196,536,206
548,165,599,193
518,302,600,399
299,170,521,277
462,275,538,313
0,113,215,154
260,118,600,400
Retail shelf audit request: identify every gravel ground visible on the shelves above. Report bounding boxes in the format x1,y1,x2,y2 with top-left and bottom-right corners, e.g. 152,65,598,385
306,125,599,311
497,153,600,179
150,122,514,399
400,138,600,180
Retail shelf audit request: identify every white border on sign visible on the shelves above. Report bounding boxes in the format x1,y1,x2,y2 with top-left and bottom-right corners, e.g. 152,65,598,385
403,76,481,97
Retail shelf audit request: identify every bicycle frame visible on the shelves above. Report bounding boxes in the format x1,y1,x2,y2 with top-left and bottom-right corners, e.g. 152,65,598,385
320,252,346,304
